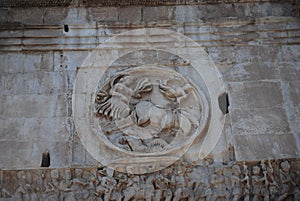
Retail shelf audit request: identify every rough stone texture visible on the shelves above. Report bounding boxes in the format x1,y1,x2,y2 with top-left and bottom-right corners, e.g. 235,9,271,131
0,159,300,200
44,8,68,25
234,134,299,160
143,6,175,22
228,81,284,109
89,7,118,22
0,1,300,199
9,8,44,25
119,6,142,23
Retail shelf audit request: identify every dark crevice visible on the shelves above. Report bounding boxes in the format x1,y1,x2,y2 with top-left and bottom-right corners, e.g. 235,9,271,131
64,24,69,32
41,150,50,167
218,92,229,115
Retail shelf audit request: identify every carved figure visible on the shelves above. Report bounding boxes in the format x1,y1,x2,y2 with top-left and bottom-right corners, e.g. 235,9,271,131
242,162,250,201
260,160,281,201
123,176,147,201
260,160,270,201
60,169,74,201
2,159,300,201
153,176,172,201
230,165,248,201
72,169,89,200
14,171,32,201
277,161,298,201
44,169,60,201
86,170,98,201
159,79,193,103
95,75,152,120
210,168,229,201
96,176,117,201
251,165,269,201
171,174,195,201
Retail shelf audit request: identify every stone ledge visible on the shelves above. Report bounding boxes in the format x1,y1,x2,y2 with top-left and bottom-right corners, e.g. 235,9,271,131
0,0,298,8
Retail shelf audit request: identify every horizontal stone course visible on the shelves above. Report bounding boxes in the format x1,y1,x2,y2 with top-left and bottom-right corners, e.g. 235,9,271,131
0,52,53,74
0,0,297,7
119,6,141,23
224,61,278,81
234,133,299,161
90,7,118,22
9,8,44,25
0,94,68,118
228,81,284,109
231,107,290,135
0,117,73,141
0,72,67,95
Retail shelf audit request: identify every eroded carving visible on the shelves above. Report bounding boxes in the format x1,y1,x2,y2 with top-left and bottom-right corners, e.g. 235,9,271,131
1,159,300,201
94,67,202,154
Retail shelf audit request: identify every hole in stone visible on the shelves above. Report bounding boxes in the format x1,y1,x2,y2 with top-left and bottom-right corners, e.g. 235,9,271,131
41,150,50,167
60,64,63,68
64,24,69,32
218,92,229,115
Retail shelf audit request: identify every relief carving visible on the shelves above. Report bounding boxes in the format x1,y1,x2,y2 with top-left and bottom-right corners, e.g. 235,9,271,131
277,161,298,201
230,165,248,201
72,28,227,174
1,159,299,201
94,67,203,154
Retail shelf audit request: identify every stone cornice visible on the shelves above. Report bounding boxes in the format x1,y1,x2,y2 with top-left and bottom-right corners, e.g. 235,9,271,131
0,0,298,8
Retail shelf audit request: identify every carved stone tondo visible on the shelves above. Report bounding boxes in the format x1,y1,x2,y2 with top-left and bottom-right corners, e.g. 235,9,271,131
73,28,226,174
93,66,207,154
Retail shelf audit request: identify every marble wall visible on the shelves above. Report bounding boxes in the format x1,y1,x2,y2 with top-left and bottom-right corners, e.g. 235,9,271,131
0,1,299,199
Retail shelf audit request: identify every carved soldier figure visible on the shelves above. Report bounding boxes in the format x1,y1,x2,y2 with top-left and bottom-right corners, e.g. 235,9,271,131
172,170,195,201
143,175,156,201
251,165,269,201
123,175,146,201
242,162,250,201
44,169,60,201
261,160,270,201
60,169,75,201
98,175,117,201
72,169,89,200
265,160,280,200
277,161,297,201
230,164,248,201
153,175,172,201
210,168,229,201
14,171,35,201
86,170,98,201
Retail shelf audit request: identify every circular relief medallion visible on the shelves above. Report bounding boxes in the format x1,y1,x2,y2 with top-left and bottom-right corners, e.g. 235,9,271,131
73,28,225,174
93,66,208,155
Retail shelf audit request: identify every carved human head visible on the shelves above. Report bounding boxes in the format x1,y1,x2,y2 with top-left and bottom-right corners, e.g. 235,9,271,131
280,161,290,172
64,169,72,180
50,169,59,179
75,168,83,178
252,166,261,175
232,165,241,175
17,171,26,180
